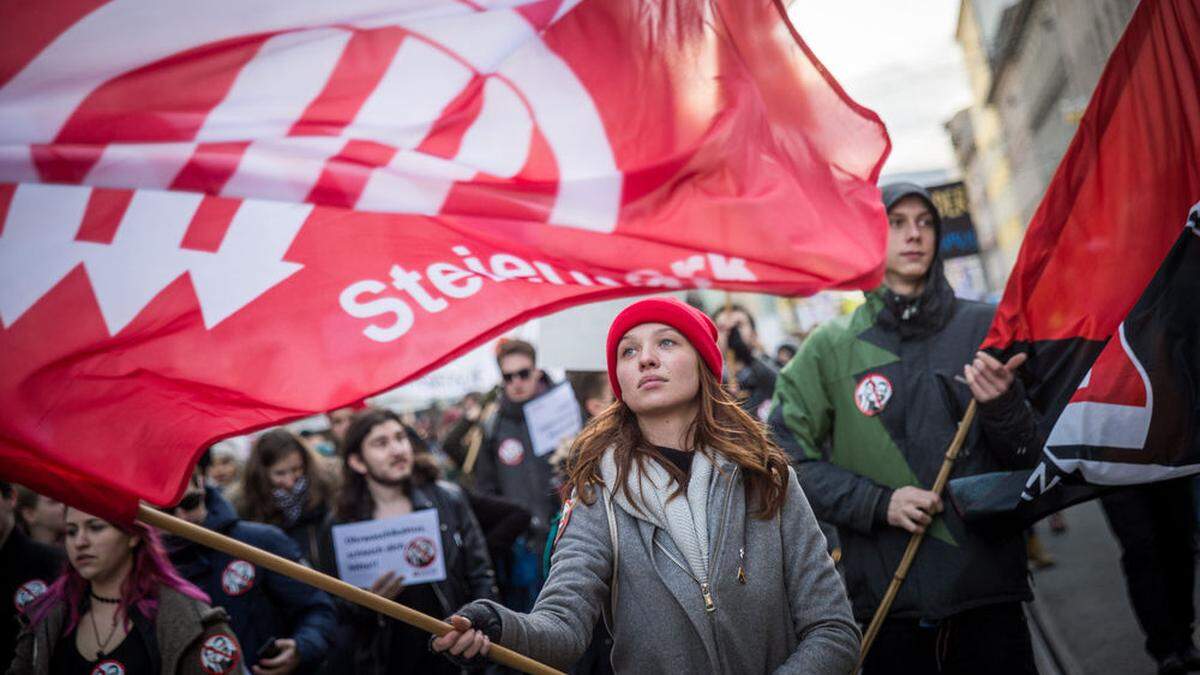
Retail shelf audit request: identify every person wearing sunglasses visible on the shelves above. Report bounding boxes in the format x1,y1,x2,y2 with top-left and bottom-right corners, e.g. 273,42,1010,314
161,469,335,675
442,338,561,611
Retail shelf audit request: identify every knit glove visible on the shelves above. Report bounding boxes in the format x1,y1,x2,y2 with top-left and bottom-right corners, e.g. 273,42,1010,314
429,601,502,671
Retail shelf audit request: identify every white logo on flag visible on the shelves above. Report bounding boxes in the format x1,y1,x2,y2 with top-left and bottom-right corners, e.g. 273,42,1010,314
0,184,309,335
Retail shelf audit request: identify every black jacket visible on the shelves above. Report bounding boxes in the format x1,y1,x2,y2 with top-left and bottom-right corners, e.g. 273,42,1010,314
167,488,336,671
449,376,561,547
317,480,498,674
1,528,63,667
772,261,1040,622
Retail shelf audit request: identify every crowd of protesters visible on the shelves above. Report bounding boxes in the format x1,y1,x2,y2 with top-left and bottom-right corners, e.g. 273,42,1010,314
5,183,1198,675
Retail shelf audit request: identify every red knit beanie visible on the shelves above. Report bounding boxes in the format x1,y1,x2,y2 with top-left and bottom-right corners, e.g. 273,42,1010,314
606,297,723,400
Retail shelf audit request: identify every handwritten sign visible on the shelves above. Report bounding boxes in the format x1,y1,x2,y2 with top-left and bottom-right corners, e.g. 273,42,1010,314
331,509,447,589
525,381,583,458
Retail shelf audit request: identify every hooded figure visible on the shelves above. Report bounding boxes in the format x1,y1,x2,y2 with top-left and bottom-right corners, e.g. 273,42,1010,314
769,183,1042,674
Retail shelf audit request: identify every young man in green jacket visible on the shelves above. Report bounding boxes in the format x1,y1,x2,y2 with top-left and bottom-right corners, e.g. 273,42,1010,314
771,183,1039,674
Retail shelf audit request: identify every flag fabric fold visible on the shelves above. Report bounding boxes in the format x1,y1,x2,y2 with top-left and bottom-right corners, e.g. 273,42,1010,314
0,0,889,520
950,0,1200,524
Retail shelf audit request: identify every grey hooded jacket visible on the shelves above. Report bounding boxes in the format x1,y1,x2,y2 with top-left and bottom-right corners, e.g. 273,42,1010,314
479,452,861,673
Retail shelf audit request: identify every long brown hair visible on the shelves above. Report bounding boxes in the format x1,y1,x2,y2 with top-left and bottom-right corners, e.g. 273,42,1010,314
238,428,336,526
565,361,791,520
336,408,441,523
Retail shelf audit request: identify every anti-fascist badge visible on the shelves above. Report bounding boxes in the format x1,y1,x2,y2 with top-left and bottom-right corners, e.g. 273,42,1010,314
404,536,438,569
199,633,240,674
497,438,525,466
854,374,893,416
91,660,126,675
221,560,256,596
13,579,48,613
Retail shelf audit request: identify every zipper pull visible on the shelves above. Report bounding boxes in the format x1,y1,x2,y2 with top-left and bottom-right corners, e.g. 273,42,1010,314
701,582,716,612
737,547,747,584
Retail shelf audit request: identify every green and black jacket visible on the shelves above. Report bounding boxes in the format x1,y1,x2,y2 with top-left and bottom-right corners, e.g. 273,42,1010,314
770,268,1040,623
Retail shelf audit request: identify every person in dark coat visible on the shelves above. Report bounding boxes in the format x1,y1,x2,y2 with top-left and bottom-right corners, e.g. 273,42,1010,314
10,508,244,675
232,428,338,568
165,471,335,674
771,182,1041,674
317,408,497,675
1,481,64,668
442,339,561,610
713,303,779,422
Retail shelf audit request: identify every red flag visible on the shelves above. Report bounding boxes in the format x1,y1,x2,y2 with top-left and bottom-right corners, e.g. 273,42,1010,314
984,0,1200,356
0,0,889,520
951,0,1200,523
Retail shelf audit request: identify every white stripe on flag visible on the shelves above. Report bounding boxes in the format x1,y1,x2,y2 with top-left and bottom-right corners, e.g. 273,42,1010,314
341,37,473,150
220,136,347,203
196,28,352,142
455,78,532,178
356,150,474,215
85,142,199,190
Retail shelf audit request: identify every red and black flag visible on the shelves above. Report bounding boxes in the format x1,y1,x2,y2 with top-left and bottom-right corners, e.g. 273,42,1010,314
950,0,1200,523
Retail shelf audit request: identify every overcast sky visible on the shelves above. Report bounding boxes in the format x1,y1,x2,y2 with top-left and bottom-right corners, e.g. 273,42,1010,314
788,1,974,181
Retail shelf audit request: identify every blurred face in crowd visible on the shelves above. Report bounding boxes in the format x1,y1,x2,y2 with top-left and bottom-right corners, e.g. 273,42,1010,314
349,419,413,488
776,345,796,366
205,454,240,487
170,473,208,527
20,493,65,541
499,353,540,404
616,323,701,418
65,508,137,584
884,195,937,295
585,384,615,419
714,308,757,351
267,449,305,492
327,407,357,444
0,488,15,542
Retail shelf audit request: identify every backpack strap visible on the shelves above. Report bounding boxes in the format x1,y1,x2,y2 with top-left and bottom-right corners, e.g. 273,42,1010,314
603,488,619,633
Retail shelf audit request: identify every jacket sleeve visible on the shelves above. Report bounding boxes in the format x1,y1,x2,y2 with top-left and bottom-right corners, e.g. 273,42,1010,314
447,484,500,602
975,378,1041,469
179,618,245,675
775,468,862,675
472,429,501,496
6,625,34,675
256,528,337,668
467,490,532,557
771,336,893,535
476,489,612,670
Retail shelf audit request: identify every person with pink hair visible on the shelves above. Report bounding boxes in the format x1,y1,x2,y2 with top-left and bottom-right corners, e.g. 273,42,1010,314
8,506,244,675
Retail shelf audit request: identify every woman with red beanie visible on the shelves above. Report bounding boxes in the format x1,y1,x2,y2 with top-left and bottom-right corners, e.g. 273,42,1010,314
433,297,860,673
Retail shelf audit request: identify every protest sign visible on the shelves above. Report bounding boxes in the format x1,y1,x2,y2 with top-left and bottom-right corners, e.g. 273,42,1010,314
332,509,446,589
525,382,583,458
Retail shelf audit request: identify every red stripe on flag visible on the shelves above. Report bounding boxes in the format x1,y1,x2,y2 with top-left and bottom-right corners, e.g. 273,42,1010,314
0,184,16,237
38,34,272,183
0,0,106,88
180,196,240,252
305,140,397,209
414,76,486,160
171,141,251,194
76,188,134,244
516,0,566,31
289,27,408,137
440,125,557,223
31,143,105,185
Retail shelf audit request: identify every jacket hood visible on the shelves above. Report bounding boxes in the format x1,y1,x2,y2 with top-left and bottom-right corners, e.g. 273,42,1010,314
876,181,955,338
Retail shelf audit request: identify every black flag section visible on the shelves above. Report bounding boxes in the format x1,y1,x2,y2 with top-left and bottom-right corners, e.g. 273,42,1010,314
951,204,1200,525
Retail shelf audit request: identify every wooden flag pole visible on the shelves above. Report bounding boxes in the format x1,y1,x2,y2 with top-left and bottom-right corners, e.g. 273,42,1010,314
137,505,563,675
856,399,978,669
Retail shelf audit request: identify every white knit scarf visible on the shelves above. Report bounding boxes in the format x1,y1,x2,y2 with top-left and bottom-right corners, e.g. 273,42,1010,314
600,448,714,585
